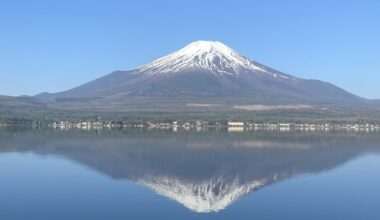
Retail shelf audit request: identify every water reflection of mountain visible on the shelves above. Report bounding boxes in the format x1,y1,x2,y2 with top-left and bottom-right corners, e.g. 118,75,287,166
1,129,380,213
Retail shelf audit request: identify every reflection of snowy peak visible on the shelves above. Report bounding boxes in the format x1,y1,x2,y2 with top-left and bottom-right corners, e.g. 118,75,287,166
137,176,268,213
3,131,380,214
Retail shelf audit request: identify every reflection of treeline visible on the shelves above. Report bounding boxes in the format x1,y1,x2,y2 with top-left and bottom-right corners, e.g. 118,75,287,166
1,127,380,144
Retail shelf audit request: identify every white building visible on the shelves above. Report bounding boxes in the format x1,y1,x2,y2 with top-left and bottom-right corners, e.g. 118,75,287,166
228,122,244,127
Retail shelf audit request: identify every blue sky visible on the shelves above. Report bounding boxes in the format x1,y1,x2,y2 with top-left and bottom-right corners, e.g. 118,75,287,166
1,0,379,98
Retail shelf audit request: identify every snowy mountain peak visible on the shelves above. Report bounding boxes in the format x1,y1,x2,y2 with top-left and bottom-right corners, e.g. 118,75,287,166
179,40,238,57
137,40,270,76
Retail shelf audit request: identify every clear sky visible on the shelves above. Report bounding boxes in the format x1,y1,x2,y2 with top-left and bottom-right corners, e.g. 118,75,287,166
1,0,379,98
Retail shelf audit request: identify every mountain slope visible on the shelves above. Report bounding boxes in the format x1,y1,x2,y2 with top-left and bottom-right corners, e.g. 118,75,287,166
0,95,46,110
36,40,369,111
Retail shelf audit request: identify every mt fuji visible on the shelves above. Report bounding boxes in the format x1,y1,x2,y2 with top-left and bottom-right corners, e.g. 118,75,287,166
36,40,372,112
137,41,289,77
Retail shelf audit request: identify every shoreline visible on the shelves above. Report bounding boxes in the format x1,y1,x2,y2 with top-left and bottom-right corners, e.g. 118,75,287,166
1,121,380,133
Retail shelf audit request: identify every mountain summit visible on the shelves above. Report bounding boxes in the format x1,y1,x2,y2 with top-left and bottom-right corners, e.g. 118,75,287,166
36,40,368,111
137,41,281,77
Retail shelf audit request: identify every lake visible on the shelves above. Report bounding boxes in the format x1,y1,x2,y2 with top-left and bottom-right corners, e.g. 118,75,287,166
1,128,380,220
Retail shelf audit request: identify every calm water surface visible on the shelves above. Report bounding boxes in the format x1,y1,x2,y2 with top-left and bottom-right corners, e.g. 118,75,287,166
1,129,380,220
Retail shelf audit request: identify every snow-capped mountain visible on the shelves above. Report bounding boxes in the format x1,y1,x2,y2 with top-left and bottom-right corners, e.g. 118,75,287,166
35,40,369,111
137,41,290,79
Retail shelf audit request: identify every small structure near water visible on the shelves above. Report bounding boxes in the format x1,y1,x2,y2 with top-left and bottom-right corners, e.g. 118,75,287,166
228,122,245,127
